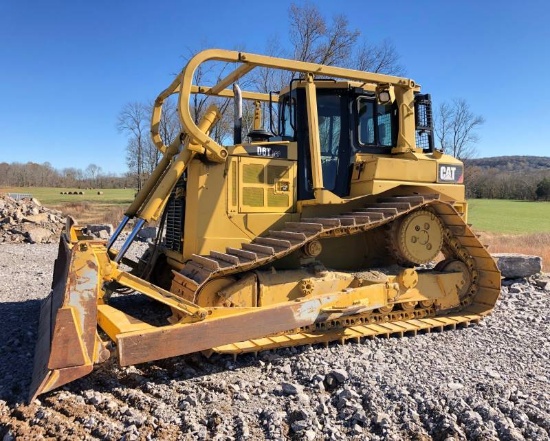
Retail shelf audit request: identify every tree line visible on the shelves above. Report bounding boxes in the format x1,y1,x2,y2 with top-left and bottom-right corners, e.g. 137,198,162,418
0,161,133,189
2,158,548,201
465,163,550,201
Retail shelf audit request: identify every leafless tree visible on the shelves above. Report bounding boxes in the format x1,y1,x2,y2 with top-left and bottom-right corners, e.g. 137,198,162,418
355,39,405,76
289,2,359,66
0,161,133,189
85,163,102,188
117,102,150,190
288,2,404,76
156,97,180,148
435,99,485,159
117,99,179,189
62,167,83,187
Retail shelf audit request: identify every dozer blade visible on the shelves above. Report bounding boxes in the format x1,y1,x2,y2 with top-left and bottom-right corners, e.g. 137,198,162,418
29,223,104,402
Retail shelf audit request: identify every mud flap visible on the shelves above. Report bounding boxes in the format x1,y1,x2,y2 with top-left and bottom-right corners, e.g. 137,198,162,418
29,228,103,402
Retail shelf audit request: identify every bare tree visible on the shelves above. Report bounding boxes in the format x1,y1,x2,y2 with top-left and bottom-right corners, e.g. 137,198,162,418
289,2,359,66
435,99,485,159
156,97,180,148
144,96,181,173
355,39,405,75
117,102,150,190
85,163,102,188
62,167,83,187
288,2,404,76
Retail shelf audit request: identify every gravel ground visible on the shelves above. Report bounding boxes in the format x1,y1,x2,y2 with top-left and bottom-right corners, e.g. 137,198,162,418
0,242,548,440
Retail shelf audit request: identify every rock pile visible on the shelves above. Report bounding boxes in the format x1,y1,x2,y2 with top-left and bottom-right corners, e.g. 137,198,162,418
0,195,65,243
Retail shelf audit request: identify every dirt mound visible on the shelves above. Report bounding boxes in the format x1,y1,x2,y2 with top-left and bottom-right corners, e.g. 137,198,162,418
0,195,65,243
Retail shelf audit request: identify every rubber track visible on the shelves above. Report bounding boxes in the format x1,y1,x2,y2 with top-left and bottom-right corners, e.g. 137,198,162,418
179,195,501,353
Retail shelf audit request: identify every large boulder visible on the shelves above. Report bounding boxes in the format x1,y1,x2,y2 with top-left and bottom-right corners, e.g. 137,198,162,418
26,226,54,243
492,253,543,279
86,224,114,237
137,226,158,241
24,213,50,224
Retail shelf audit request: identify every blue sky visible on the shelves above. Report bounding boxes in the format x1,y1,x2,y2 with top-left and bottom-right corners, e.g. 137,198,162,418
1,0,549,175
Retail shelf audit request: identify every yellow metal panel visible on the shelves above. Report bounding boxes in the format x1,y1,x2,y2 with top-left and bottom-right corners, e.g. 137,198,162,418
350,180,465,203
267,165,290,184
185,156,298,257
267,189,289,207
371,157,437,183
238,156,296,213
243,187,264,207
97,304,154,342
230,142,298,161
243,163,265,184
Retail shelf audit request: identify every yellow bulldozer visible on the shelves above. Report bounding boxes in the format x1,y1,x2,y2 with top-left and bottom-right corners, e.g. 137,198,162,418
30,49,501,401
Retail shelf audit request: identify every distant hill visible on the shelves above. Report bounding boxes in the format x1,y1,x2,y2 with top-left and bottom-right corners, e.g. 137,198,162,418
465,156,550,172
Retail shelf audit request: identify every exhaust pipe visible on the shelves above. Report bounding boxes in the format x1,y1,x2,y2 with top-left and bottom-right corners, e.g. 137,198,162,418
233,83,242,144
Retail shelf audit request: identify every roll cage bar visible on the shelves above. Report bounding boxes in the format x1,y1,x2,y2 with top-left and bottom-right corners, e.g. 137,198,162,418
151,49,422,161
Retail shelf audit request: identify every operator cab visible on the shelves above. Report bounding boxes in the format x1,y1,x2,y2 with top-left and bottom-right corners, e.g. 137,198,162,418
278,82,434,200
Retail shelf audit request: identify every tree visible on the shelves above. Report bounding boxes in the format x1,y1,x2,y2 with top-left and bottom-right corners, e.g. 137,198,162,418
156,97,180,148
117,102,151,190
61,167,83,187
435,99,485,159
85,163,102,188
355,39,405,76
288,2,403,74
536,178,550,200
289,2,359,66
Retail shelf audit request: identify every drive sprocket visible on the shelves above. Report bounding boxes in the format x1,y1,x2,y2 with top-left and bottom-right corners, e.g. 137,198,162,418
390,209,444,265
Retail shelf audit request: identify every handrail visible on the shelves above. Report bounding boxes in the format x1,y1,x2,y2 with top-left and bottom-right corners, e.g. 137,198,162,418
151,48,421,160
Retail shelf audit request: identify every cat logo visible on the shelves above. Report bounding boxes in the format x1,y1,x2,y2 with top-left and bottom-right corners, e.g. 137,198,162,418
438,164,463,183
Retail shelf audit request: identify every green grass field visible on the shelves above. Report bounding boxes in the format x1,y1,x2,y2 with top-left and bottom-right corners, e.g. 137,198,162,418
0,187,135,205
468,199,550,234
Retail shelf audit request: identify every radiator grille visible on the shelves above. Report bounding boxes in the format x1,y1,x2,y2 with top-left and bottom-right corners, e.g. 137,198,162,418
231,162,237,206
267,189,289,207
267,165,290,184
165,174,186,252
243,187,264,207
243,164,264,184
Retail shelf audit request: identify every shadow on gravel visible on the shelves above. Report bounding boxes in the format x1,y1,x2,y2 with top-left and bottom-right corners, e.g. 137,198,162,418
38,338,308,406
0,298,42,404
29,292,300,402
63,344,298,397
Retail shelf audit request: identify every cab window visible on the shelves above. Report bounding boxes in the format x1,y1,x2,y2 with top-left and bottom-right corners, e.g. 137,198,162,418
358,99,374,144
280,97,295,139
317,95,342,191
357,97,397,148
